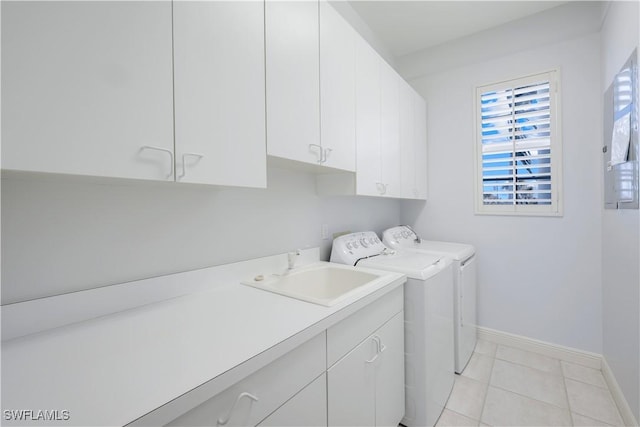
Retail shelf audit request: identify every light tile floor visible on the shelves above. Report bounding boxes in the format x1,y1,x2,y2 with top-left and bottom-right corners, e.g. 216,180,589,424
436,340,625,426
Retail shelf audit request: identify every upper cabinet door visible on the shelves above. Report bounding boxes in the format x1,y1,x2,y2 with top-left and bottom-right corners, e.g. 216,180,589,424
355,36,382,196
399,80,417,199
320,1,356,172
173,1,266,188
414,93,428,200
1,1,174,180
265,0,321,166
380,61,401,197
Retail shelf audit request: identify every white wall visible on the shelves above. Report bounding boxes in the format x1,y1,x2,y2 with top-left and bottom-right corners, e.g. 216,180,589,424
1,168,400,304
400,20,603,351
397,1,603,81
600,0,640,421
328,0,397,69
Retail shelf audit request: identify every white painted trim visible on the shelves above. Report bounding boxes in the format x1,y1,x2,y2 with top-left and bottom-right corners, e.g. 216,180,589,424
476,326,602,369
601,357,640,427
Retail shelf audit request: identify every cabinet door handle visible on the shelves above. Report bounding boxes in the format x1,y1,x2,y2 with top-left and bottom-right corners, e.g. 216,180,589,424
178,152,204,180
140,146,174,178
365,336,381,363
322,147,332,163
308,144,323,163
377,336,387,354
216,392,259,426
376,182,388,195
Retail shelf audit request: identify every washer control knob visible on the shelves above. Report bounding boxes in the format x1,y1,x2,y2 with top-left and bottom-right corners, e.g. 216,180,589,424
401,230,410,239
352,240,359,249
360,238,369,248
346,242,352,250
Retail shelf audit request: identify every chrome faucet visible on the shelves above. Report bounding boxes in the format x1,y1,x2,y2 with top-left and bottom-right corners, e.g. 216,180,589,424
287,249,301,270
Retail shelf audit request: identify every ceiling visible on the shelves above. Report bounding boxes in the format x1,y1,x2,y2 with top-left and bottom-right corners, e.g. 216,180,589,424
348,1,568,57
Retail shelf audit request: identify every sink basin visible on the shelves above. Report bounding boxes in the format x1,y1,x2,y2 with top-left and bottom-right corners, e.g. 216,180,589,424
241,264,382,306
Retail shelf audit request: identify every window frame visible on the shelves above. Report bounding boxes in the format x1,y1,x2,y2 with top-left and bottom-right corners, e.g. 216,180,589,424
473,70,563,217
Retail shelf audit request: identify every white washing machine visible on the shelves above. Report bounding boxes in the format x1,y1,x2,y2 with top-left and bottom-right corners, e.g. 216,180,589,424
330,231,454,427
383,225,477,374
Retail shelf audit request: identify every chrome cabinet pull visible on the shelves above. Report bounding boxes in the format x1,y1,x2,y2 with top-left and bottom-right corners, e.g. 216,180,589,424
376,182,388,195
308,144,323,163
365,336,385,363
308,145,332,164
377,336,387,353
216,392,259,426
140,146,174,178
365,336,380,364
178,152,204,179
322,147,332,163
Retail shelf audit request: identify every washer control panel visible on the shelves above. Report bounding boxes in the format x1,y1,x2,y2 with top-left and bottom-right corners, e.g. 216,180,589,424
330,231,388,266
382,225,418,248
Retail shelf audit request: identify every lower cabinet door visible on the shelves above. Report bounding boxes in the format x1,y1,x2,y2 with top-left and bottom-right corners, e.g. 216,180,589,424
327,336,377,426
375,312,405,427
165,333,325,427
258,374,327,427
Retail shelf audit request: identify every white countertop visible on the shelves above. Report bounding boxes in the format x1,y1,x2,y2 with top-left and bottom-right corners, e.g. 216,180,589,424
1,250,405,426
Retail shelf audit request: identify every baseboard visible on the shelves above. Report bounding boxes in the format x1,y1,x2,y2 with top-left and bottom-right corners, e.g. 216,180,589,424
476,326,602,369
601,357,639,427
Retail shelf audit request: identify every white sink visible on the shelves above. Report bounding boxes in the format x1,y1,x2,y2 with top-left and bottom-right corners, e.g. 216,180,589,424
241,264,383,306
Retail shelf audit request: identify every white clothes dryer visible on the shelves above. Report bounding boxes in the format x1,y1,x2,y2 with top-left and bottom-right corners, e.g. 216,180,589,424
383,225,477,374
330,231,454,427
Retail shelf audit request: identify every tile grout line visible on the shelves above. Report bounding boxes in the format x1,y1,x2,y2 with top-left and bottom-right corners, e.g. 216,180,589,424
488,379,572,412
489,346,571,414
563,375,610,390
496,347,611,391
563,371,625,425
494,350,564,376
560,361,576,426
476,346,497,426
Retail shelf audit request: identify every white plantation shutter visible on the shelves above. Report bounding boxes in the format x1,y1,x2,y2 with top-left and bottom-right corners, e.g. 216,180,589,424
475,71,562,215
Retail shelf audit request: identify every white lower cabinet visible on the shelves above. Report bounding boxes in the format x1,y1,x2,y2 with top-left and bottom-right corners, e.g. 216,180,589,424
328,336,376,426
374,313,406,427
327,287,405,426
258,374,327,427
135,288,404,427
164,333,326,427
328,312,405,427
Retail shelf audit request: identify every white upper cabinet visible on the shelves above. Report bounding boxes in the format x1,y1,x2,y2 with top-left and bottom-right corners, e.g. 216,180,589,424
355,37,383,197
1,1,175,180
400,80,417,199
173,1,266,188
400,81,428,200
414,94,428,200
380,61,402,198
265,0,321,166
319,0,356,172
353,45,402,199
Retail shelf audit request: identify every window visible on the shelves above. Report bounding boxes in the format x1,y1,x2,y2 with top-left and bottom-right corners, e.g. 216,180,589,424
475,71,562,216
